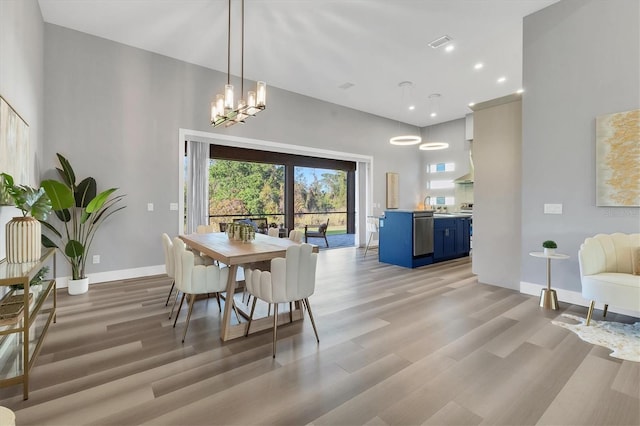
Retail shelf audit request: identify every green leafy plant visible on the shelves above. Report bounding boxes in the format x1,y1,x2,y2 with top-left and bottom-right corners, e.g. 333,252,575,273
542,240,557,249
0,173,52,220
40,153,126,280
11,266,49,291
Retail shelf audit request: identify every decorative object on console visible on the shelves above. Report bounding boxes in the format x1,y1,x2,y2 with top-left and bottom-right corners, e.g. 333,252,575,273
0,173,52,263
542,240,557,256
210,0,266,128
40,153,126,294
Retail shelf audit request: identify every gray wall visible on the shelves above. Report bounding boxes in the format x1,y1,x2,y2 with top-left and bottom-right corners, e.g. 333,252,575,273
521,0,640,292
473,98,522,290
0,0,44,260
42,24,423,276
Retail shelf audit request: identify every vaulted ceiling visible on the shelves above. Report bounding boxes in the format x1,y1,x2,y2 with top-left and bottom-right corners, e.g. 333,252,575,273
38,0,559,127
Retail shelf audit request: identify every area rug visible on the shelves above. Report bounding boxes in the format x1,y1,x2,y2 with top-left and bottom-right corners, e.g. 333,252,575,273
552,313,640,362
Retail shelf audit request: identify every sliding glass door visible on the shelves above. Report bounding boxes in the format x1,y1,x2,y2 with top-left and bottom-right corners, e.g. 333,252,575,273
294,166,347,233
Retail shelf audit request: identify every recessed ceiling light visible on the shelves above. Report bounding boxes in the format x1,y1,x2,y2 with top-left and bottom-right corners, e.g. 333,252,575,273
430,112,437,118
445,44,455,52
409,105,415,110
468,102,475,107
474,63,483,70
497,76,506,83
516,88,524,94
419,142,449,151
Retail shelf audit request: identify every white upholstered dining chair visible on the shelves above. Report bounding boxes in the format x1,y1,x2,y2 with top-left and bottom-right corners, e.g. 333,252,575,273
267,227,280,238
172,237,230,342
289,229,304,243
163,232,215,312
162,233,177,306
244,243,319,357
196,224,216,234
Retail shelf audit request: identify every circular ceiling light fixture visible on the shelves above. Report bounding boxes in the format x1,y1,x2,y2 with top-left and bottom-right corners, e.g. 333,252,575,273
390,135,422,145
389,81,421,146
419,142,449,151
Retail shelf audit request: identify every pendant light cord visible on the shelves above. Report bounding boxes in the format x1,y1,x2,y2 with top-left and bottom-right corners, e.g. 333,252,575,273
241,0,244,96
227,0,231,85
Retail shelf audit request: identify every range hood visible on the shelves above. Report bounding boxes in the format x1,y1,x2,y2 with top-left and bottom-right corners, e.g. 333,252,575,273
454,151,474,183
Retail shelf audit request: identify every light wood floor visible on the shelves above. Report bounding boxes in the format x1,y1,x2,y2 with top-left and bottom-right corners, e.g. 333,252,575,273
1,248,638,425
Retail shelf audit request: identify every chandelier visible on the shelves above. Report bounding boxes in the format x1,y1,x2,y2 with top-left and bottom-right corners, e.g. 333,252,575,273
389,81,422,145
211,0,266,128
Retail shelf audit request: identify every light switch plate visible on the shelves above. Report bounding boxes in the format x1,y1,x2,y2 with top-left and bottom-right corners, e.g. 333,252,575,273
544,203,563,214
147,203,154,211
169,203,178,211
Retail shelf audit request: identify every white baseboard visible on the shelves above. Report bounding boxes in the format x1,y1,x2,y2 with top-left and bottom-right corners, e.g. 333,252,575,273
520,281,640,318
55,265,166,289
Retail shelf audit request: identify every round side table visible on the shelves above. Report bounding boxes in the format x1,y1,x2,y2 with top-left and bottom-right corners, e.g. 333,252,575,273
529,251,570,310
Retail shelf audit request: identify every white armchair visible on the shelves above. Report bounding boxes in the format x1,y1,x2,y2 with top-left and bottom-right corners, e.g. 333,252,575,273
578,233,640,325
172,237,230,342
244,243,319,357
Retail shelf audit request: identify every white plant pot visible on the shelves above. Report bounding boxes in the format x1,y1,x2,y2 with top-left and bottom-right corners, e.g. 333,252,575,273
544,248,555,256
68,277,89,295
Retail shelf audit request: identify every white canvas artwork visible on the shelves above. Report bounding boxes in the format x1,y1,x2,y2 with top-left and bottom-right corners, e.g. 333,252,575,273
0,96,30,186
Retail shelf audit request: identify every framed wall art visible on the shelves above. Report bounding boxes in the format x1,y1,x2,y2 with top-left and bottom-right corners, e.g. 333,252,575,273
0,96,30,186
595,109,639,207
386,172,399,209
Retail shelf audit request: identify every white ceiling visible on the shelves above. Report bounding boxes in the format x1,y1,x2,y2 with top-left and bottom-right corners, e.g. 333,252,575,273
38,0,559,127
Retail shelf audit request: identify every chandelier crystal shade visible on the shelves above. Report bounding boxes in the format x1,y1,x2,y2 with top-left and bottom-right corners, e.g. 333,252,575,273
211,0,266,128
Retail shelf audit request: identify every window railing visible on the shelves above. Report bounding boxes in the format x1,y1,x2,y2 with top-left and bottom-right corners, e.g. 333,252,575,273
294,211,347,234
208,211,349,234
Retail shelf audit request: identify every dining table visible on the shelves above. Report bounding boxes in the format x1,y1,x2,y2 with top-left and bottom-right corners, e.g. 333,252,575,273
179,232,318,341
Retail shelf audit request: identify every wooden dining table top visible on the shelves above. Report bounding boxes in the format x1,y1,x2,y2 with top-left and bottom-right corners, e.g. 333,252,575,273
179,232,317,266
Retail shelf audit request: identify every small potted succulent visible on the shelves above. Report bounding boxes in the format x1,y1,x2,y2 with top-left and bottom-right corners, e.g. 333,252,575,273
542,240,557,256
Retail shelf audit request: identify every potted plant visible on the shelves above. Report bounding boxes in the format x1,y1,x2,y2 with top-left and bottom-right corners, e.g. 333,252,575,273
0,173,52,263
40,154,126,295
542,240,557,256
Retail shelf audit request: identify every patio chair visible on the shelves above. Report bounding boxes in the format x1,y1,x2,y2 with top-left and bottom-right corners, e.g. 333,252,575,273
304,219,329,247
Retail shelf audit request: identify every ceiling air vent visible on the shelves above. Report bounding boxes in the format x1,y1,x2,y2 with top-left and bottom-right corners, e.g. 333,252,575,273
428,35,452,49
338,82,355,90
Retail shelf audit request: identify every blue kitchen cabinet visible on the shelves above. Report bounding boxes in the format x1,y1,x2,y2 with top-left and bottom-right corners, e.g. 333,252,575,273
434,216,471,260
434,218,457,261
379,210,433,268
459,217,471,255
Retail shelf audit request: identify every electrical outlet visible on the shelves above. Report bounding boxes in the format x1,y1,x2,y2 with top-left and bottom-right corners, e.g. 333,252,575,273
92,255,100,264
147,203,154,211
544,203,563,214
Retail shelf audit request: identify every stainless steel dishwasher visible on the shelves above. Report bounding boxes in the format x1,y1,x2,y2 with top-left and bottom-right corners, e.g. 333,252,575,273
413,211,434,256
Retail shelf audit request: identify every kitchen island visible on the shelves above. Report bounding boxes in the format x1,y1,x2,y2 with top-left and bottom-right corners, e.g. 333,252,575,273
379,210,471,268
